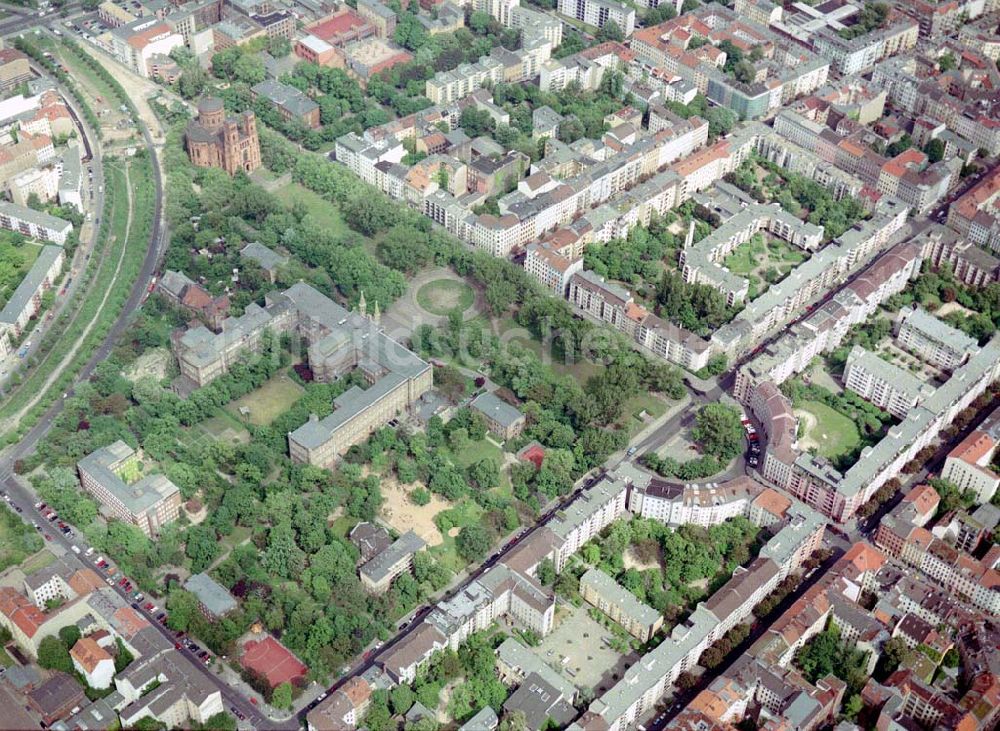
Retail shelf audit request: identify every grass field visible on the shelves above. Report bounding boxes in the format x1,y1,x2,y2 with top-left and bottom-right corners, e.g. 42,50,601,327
416,279,475,316
430,499,486,573
176,410,250,449
274,182,350,237
447,438,504,469
225,374,304,426
723,236,809,299
622,393,667,435
795,400,861,459
20,549,56,575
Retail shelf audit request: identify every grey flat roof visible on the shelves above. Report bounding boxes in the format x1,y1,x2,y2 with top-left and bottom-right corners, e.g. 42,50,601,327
580,567,661,628
0,200,72,235
59,148,81,192
359,530,425,584
252,79,319,117
496,638,577,700
900,306,979,354
846,345,930,400
183,573,237,616
77,440,180,515
459,706,499,731
0,245,62,325
240,241,288,272
470,391,523,429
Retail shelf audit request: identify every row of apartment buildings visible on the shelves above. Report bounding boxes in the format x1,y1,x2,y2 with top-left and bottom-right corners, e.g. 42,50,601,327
309,462,824,731
738,237,1000,522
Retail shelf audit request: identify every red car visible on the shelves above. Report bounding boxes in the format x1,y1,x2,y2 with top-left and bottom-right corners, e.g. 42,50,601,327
144,602,155,611
43,534,52,541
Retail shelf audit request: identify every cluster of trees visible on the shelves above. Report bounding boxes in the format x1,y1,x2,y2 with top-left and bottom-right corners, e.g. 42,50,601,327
642,404,744,480
928,477,978,518
752,573,801,619
885,133,913,158
837,2,890,40
855,478,902,520
584,220,680,291
718,39,758,85
699,621,751,669
365,630,508,729
730,156,868,240
794,620,869,718
656,270,736,337
0,502,42,571
343,413,517,532
659,93,738,140
828,317,892,371
640,451,727,481
692,403,746,462
487,74,635,156
580,517,761,620
0,235,41,312
888,264,1000,344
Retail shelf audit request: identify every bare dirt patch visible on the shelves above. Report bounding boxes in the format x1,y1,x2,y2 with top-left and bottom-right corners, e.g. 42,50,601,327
937,301,976,318
687,577,710,592
794,408,819,452
623,546,663,572
124,347,171,382
375,471,449,546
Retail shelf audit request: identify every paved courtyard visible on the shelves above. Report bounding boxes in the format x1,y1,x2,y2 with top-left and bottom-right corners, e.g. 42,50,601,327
531,602,640,694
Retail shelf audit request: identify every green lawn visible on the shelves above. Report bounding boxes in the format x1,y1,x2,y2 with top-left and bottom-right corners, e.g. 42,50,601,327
724,236,810,301
224,373,304,426
416,279,475,316
430,499,485,573
447,438,503,469
723,236,767,276
0,646,12,667
622,393,667,435
796,400,861,460
274,182,350,237
330,515,358,538
20,549,56,575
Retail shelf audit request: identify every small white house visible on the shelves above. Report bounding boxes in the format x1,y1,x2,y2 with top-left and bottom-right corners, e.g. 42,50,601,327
71,637,115,689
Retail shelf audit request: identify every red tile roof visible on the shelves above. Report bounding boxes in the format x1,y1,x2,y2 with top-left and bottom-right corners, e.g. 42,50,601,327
0,587,46,638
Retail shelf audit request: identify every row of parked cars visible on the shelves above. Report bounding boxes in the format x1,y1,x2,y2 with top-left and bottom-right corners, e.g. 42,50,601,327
741,416,761,468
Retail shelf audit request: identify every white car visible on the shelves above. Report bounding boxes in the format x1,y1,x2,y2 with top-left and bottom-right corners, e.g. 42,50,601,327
71,545,81,555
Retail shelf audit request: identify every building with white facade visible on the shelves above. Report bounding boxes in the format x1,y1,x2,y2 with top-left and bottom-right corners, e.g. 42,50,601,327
0,201,72,244
843,346,933,419
110,18,184,77
896,306,979,371
557,0,635,36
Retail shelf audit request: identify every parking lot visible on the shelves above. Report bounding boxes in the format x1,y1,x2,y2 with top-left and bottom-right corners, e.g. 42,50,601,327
531,603,641,694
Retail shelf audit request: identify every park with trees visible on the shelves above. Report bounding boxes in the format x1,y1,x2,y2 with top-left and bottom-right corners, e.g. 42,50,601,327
10,75,695,688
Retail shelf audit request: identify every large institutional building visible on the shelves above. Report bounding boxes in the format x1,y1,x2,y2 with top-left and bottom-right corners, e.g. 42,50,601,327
172,282,432,468
77,441,182,537
184,97,261,175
